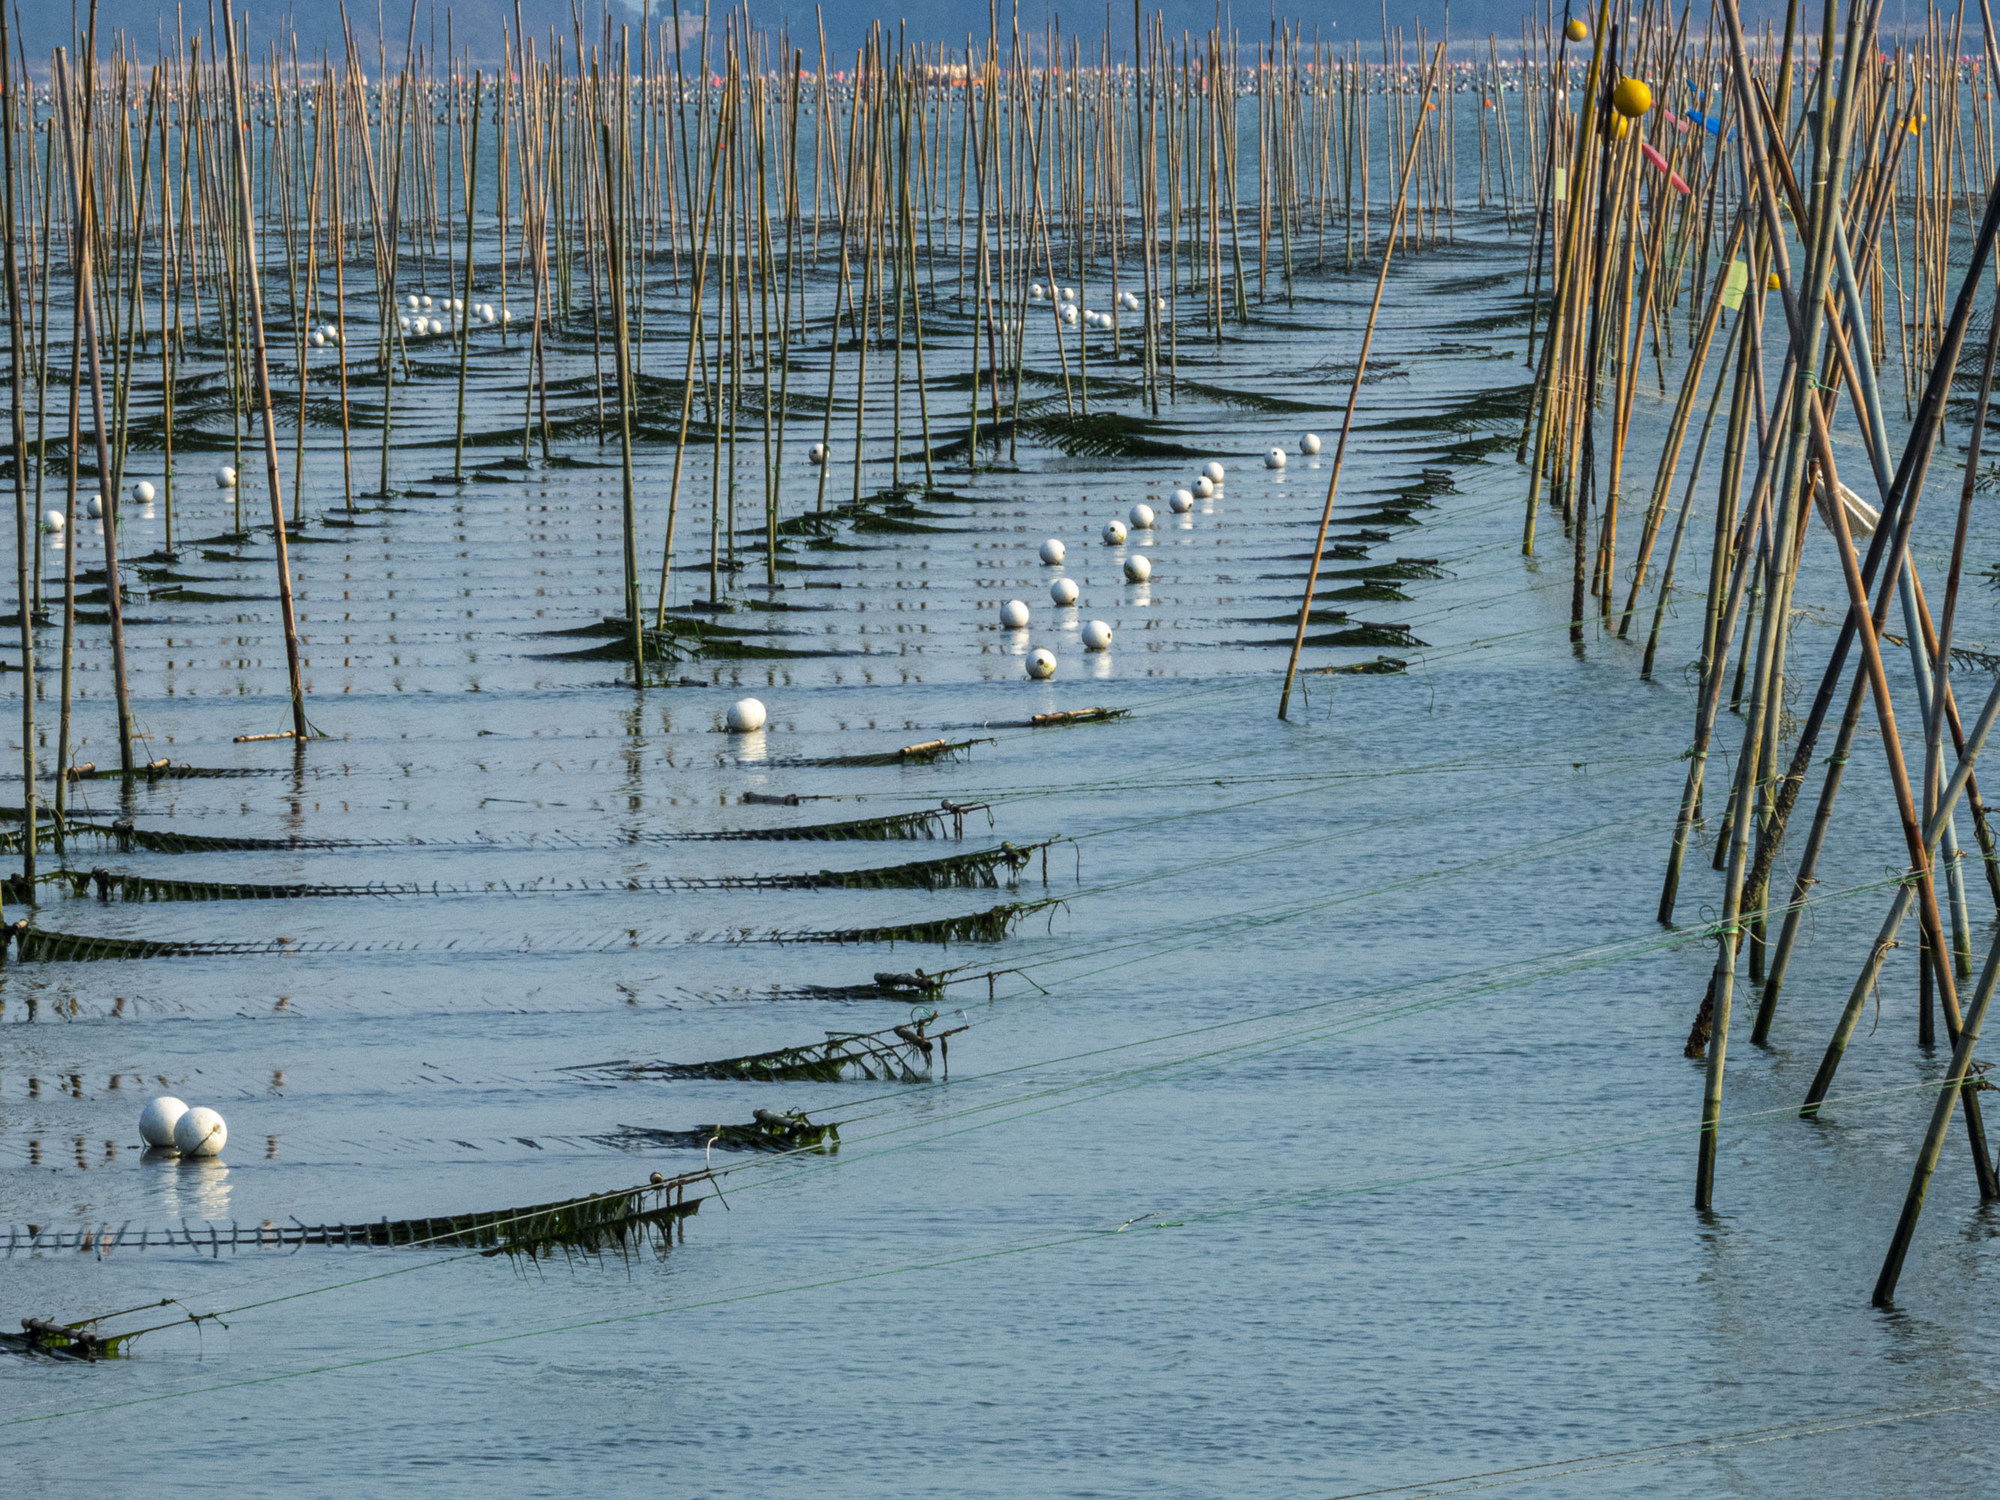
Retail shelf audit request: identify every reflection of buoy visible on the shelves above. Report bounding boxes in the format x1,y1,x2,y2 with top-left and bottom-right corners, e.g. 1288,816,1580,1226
1102,520,1127,545
85,494,102,519
1050,577,1079,606
1038,538,1066,565
1082,619,1113,650
1124,555,1152,583
1169,488,1194,514
1300,432,1322,455
139,1096,188,1147
42,509,63,533
1202,460,1225,484
1192,476,1215,500
727,697,768,733
173,1106,227,1157
808,442,829,466
1000,599,1030,629
1026,648,1057,680
1265,448,1287,470
216,465,237,488
1127,503,1154,530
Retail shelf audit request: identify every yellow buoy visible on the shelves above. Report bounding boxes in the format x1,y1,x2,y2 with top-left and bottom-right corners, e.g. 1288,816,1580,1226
1610,113,1629,139
1612,77,1653,118
1565,17,1588,41
1766,271,1782,291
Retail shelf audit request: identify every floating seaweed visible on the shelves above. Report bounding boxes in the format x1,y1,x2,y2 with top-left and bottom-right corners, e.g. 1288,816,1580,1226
1,1170,712,1263
764,736,994,768
686,801,991,842
971,706,1130,730
734,897,1060,946
598,1109,840,1154
567,1013,965,1084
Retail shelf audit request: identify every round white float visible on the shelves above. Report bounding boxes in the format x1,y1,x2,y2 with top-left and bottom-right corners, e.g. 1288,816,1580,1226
1124,555,1152,583
1026,648,1057,680
1038,537,1066,566
1061,305,1079,326
216,465,237,489
1300,432,1323,455
999,599,1030,629
1169,488,1194,514
310,330,327,347
808,442,829,466
1192,476,1215,500
1265,447,1287,470
132,480,155,504
1030,282,1045,299
1082,619,1113,650
42,509,62,533
139,1096,188,1148
420,294,434,309
1202,460,1226,484
1050,577,1080,606
1127,503,1154,530
1059,286,1077,303
85,494,102,519
407,293,420,309
173,1106,227,1158
726,697,768,733
1101,520,1127,545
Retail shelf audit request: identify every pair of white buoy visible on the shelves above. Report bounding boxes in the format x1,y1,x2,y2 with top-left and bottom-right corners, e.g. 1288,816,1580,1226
139,1096,228,1157
726,697,768,733
1118,290,1141,312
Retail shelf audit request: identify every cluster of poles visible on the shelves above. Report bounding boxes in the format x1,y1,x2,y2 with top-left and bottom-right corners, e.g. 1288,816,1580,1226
1519,0,2000,1302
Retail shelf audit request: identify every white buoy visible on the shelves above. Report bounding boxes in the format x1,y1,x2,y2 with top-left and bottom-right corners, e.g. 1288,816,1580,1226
1082,619,1113,650
451,297,464,312
139,1096,187,1148
1038,537,1066,565
173,1106,227,1157
1192,476,1215,500
41,509,62,533
420,294,434,308
808,441,829,466
216,464,237,489
85,494,102,519
407,293,420,309
1265,447,1287,469
399,316,412,332
1155,296,1167,312
1127,503,1154,530
1124,555,1152,583
1300,432,1323,455
1061,305,1079,326
132,480,155,504
1026,648,1057,680
1050,577,1080,606
726,697,768,733
1202,460,1226,484
999,599,1030,629
1169,488,1194,514
503,309,514,323
1059,286,1077,303
1030,282,1045,299
1101,519,1127,545
310,330,327,347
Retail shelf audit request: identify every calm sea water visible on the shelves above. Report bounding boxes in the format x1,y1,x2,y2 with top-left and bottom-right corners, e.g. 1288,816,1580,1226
2,120,1998,1495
